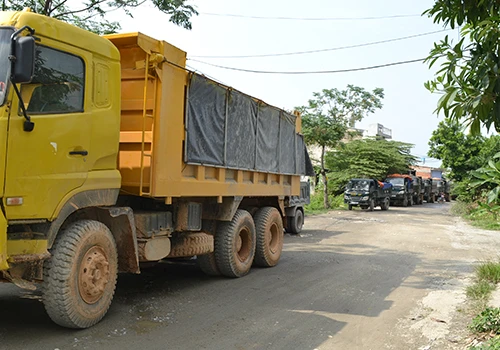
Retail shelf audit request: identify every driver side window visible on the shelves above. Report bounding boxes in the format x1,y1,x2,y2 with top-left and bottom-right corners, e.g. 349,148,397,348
21,45,84,114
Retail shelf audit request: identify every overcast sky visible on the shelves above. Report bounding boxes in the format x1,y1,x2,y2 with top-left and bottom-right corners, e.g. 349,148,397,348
109,0,454,167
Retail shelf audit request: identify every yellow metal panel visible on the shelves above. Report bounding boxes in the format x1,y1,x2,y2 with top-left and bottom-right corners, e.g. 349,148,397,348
7,239,47,257
0,10,119,60
108,32,301,200
0,212,7,270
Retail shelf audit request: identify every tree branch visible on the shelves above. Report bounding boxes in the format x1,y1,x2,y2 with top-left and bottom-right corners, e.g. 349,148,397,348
49,0,69,15
54,0,109,18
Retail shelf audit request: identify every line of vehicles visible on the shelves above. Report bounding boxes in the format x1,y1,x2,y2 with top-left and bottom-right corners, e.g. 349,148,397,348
344,174,452,211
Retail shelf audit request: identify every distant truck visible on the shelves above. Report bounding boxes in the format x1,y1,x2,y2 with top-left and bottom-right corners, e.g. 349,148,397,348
0,10,314,329
422,178,433,203
385,174,413,206
344,179,392,211
410,175,424,205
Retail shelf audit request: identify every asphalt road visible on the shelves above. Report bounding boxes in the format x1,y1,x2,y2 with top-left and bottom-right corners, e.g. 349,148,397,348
0,202,495,350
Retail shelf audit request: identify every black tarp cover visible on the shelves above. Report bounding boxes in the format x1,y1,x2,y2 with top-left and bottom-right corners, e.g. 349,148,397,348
185,73,312,176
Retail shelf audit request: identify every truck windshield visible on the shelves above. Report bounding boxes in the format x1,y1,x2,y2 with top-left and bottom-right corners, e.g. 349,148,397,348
347,180,370,191
386,178,404,187
0,27,13,106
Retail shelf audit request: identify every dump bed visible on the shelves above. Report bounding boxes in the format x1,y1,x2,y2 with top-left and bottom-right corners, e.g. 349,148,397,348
105,33,309,201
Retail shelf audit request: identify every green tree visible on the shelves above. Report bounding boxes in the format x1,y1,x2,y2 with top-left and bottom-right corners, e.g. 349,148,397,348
428,118,485,182
297,85,384,209
1,0,198,34
325,138,416,194
424,0,500,134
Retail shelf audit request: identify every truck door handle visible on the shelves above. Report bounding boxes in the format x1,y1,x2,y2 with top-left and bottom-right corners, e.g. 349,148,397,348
69,150,88,156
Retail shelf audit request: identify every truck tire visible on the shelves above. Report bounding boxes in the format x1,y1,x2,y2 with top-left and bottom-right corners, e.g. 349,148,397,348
168,232,214,258
408,196,413,206
369,199,375,211
381,198,389,211
215,209,256,278
42,220,118,329
288,209,304,234
197,252,221,276
348,204,353,211
403,197,408,207
253,207,283,267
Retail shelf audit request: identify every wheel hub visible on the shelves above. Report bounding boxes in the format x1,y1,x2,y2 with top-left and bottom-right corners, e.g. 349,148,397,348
79,246,110,304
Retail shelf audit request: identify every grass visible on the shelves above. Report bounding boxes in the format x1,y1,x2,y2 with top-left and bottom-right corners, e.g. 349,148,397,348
467,281,496,302
451,201,500,231
477,262,500,284
468,261,500,348
304,192,346,215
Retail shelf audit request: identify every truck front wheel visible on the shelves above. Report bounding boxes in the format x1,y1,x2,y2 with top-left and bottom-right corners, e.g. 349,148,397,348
42,220,118,329
254,207,283,267
215,210,256,278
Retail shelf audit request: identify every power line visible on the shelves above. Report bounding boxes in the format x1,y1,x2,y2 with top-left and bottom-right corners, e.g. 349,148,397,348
189,29,451,59
200,12,422,21
188,57,426,75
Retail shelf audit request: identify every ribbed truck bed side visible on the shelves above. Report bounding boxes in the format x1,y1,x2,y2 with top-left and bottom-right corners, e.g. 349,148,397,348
105,32,304,201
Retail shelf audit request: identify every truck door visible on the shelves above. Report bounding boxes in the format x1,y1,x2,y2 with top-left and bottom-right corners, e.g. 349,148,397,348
3,45,91,220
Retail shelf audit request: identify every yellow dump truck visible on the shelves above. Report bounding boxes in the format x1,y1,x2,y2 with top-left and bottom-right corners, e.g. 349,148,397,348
0,9,312,328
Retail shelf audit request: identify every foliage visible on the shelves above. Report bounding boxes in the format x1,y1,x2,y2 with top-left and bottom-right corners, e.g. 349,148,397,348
325,138,416,194
428,118,485,182
424,1,500,134
298,85,383,209
470,308,500,334
1,0,198,34
470,336,500,350
305,191,345,213
470,153,500,204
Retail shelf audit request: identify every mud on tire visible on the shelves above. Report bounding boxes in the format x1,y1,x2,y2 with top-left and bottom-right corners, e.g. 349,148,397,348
42,220,118,329
253,207,284,267
214,209,256,278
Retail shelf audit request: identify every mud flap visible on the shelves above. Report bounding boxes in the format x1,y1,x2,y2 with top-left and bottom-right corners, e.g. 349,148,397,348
0,212,7,270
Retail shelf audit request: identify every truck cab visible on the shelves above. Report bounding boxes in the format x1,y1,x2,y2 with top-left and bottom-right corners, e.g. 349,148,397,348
385,174,413,207
344,178,392,211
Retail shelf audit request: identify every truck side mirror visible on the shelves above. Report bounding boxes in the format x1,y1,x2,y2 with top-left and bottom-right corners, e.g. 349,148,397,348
11,36,35,84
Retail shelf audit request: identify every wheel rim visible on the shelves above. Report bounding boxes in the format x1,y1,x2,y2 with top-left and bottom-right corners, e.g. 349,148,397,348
79,246,110,304
267,222,280,254
236,227,251,262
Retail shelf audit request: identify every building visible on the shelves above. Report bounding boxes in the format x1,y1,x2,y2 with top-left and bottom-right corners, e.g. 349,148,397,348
411,165,444,179
363,123,392,140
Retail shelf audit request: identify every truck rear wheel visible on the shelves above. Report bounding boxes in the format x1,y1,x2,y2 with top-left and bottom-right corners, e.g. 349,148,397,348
197,252,221,276
288,209,304,234
253,207,283,267
42,220,118,329
215,210,256,278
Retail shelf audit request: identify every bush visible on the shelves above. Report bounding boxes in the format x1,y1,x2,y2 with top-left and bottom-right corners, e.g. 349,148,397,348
470,308,500,334
305,191,345,213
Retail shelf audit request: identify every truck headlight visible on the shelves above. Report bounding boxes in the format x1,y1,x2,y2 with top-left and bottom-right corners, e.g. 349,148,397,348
398,191,405,195
344,194,349,199
361,196,369,200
